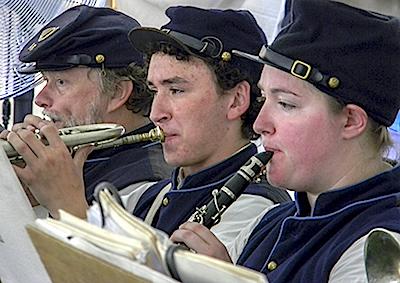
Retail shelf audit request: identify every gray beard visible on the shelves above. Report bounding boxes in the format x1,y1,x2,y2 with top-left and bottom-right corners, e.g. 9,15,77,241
42,101,106,128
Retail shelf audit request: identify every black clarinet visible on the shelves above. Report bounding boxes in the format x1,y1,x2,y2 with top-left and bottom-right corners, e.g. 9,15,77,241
187,151,273,229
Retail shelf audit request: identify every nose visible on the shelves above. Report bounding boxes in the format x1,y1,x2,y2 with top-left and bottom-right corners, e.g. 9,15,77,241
253,102,275,136
149,93,171,126
34,85,52,108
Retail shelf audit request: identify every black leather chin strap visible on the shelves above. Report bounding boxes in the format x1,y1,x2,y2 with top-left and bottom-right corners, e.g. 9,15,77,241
165,30,223,58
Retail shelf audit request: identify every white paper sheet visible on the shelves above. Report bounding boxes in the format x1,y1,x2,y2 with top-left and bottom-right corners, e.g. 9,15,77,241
0,147,51,283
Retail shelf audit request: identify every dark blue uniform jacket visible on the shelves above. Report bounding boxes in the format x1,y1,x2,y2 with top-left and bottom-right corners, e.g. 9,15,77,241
133,143,291,235
238,165,400,283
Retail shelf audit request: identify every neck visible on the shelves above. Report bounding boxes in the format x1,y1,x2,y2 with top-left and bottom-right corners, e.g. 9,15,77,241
122,115,151,133
307,155,393,210
105,108,151,133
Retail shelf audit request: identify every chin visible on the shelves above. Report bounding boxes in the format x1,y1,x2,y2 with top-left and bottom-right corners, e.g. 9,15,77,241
163,154,180,167
266,171,287,189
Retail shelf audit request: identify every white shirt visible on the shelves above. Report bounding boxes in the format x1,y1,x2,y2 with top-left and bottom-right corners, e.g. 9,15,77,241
122,182,276,249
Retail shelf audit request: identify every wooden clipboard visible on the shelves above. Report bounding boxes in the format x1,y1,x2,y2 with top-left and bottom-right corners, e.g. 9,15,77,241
26,225,150,283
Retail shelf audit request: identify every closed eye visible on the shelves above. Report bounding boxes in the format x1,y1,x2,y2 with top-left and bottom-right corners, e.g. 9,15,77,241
278,101,296,110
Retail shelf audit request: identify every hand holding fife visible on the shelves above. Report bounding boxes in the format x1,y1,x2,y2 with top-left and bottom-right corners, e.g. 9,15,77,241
170,222,232,263
7,122,92,219
0,114,51,140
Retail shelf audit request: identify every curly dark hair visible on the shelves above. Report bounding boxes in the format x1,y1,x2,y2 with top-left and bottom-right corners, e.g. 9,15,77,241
98,63,153,117
144,42,262,140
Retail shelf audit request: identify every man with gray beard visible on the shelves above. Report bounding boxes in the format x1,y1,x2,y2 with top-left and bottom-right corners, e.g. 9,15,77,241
1,5,172,217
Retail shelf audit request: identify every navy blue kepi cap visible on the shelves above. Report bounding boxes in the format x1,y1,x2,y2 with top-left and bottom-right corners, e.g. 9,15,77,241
234,0,400,127
18,5,143,74
128,6,267,85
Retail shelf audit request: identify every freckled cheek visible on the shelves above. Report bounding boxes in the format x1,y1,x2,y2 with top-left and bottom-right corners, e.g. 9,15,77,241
185,100,216,123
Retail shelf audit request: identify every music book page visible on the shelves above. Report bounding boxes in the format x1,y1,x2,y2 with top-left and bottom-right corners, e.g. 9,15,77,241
86,189,268,283
27,224,176,283
0,147,51,283
30,211,178,283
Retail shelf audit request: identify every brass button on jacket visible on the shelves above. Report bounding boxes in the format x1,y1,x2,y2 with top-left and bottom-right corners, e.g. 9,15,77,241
162,197,169,206
267,261,277,271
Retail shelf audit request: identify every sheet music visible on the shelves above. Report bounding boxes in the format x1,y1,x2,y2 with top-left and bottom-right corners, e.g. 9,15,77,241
86,189,269,283
0,147,51,283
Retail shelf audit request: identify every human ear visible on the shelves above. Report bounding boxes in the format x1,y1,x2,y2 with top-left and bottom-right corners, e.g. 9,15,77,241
226,81,251,120
106,80,133,113
341,104,368,139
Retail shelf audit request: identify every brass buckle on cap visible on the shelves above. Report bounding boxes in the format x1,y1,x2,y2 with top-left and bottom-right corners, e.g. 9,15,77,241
291,60,311,80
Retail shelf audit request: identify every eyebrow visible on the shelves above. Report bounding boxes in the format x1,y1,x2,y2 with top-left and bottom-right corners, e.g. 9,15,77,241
270,87,300,97
147,76,190,87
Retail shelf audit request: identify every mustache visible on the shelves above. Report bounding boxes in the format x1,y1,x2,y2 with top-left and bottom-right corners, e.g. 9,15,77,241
42,110,62,122
41,108,104,128
41,110,78,127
